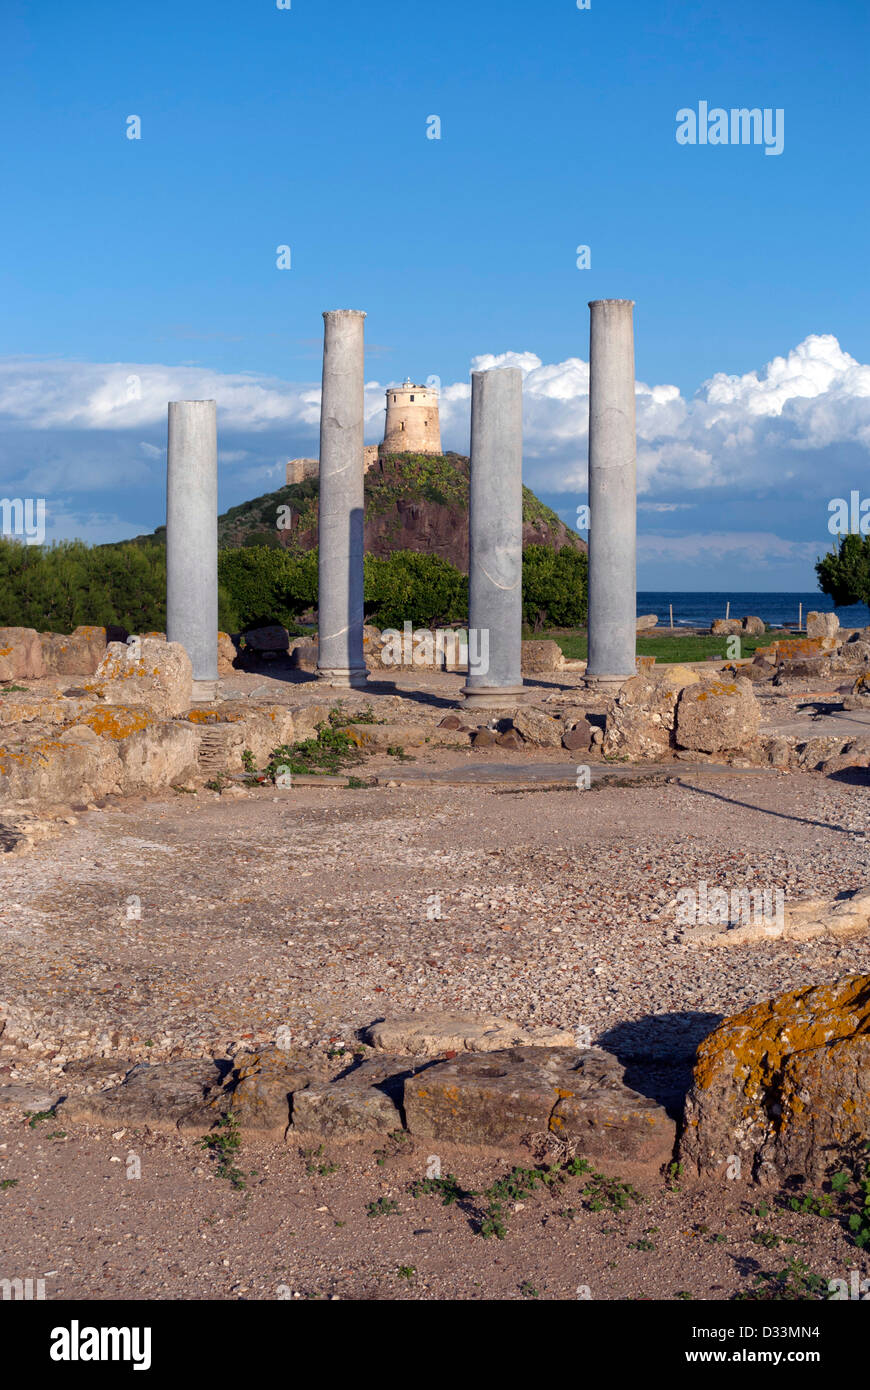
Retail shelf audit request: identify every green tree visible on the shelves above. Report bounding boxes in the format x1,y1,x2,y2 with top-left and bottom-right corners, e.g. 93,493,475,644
816,535,870,615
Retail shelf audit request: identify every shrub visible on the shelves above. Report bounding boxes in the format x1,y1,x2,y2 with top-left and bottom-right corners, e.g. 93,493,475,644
364,551,468,629
522,544,588,630
0,536,588,638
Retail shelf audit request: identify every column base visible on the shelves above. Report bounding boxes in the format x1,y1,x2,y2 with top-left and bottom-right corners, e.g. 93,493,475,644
191,679,219,702
316,667,369,689
460,683,529,710
584,672,635,694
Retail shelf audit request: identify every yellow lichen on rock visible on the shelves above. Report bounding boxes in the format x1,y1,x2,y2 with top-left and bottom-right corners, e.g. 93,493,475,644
74,707,155,740
682,973,870,1184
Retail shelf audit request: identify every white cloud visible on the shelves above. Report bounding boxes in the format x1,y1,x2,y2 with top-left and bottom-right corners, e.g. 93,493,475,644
2,334,869,512
41,507,146,545
637,531,820,566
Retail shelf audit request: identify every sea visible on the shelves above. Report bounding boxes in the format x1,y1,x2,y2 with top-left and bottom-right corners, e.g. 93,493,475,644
636,592,868,631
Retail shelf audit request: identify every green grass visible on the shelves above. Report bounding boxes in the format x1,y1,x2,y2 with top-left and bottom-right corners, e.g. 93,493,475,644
533,628,805,665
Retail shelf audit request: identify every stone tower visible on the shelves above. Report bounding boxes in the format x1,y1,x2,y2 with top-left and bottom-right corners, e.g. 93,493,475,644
380,380,442,456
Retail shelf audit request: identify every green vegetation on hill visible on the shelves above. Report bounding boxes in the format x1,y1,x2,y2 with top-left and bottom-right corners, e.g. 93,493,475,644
0,456,586,635
368,453,469,512
125,452,583,562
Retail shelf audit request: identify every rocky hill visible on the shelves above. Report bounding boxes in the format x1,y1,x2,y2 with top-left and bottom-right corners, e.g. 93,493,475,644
214,452,583,571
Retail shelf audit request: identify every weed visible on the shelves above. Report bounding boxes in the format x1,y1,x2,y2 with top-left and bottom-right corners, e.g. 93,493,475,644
787,1192,834,1218
409,1174,472,1206
241,749,256,774
567,1158,644,1212
774,1147,870,1250
266,727,362,779
478,1164,561,1239
844,1145,870,1248
752,1229,789,1249
25,1111,53,1128
373,1131,409,1167
366,1197,400,1218
302,1144,339,1178
519,1281,539,1298
199,1113,246,1190
329,703,381,727
397,1265,416,1280
0,1179,19,1191
737,1257,831,1302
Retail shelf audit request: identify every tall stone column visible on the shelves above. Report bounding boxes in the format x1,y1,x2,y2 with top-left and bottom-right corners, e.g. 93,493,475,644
166,399,218,700
585,299,637,692
316,310,368,688
461,366,525,709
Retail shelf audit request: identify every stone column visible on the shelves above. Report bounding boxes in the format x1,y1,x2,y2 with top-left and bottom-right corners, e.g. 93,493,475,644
585,299,637,692
166,399,218,701
461,366,526,709
316,310,368,688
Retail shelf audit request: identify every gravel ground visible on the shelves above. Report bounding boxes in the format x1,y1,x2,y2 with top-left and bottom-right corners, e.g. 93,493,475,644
2,672,870,1300
1,768,869,1074
1,1118,867,1302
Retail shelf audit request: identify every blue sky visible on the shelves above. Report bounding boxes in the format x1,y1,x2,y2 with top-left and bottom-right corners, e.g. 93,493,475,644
1,0,868,589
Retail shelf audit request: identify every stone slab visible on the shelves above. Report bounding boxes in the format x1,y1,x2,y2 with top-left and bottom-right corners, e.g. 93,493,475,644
403,1046,675,1161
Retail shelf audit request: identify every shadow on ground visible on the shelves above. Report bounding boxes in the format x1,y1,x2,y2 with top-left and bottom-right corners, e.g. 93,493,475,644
600,1010,722,1117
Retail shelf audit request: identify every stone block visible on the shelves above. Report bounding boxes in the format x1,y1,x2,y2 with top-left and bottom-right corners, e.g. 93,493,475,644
404,1046,675,1161
0,628,45,681
511,708,563,748
602,665,700,760
681,974,870,1185
291,1060,406,1136
520,640,564,674
675,676,761,754
40,630,106,676
59,1059,229,1133
805,611,839,639
88,639,193,718
0,729,122,806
